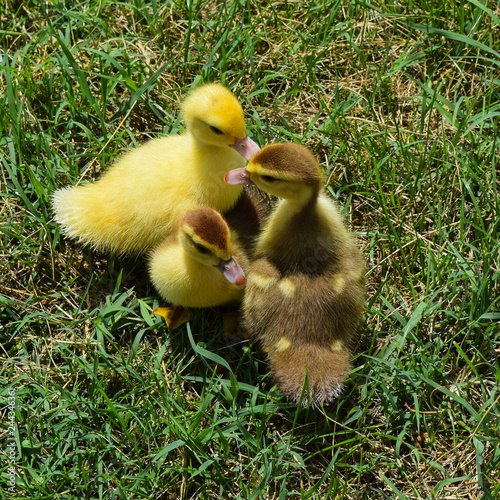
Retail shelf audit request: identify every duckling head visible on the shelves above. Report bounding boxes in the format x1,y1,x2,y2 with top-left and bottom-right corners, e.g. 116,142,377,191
225,143,322,203
182,83,260,160
179,208,246,286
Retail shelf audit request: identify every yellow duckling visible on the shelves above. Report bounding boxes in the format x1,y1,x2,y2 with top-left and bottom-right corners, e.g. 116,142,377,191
225,143,366,405
149,207,248,329
52,83,260,254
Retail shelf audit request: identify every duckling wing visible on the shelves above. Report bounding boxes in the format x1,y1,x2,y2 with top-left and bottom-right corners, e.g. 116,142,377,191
242,265,365,405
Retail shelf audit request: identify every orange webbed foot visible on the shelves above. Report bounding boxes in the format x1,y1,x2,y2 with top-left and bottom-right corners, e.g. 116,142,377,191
154,306,193,330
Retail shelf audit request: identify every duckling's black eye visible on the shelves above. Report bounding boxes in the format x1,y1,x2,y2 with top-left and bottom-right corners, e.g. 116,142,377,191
194,243,211,255
209,125,224,135
261,175,276,183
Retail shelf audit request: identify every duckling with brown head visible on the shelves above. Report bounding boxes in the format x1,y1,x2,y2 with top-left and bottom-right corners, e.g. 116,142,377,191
225,143,366,405
149,207,248,329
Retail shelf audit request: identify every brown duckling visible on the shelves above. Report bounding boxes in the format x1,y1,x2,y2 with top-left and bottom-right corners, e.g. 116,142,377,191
225,143,366,405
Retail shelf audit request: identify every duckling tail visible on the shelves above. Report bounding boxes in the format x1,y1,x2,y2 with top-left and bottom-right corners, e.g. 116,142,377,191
52,184,143,254
52,185,114,251
267,342,352,406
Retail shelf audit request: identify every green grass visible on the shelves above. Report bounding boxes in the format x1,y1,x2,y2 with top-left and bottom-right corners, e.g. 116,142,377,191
1,0,499,498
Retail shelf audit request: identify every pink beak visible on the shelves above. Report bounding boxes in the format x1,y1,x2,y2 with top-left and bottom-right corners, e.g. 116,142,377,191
230,136,260,161
216,257,246,286
224,167,254,186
